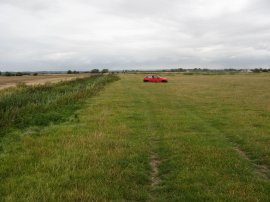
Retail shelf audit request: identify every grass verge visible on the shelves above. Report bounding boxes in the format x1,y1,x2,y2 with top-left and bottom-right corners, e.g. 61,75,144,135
0,74,119,139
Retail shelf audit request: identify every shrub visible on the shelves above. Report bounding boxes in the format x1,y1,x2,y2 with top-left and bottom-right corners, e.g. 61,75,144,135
91,69,100,73
67,70,80,74
15,72,23,76
101,69,109,74
4,72,13,76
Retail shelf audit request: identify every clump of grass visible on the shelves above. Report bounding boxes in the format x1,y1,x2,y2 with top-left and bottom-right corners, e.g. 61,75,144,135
0,75,119,137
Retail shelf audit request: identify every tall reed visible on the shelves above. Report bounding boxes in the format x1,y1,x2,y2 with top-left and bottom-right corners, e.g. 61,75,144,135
0,75,119,137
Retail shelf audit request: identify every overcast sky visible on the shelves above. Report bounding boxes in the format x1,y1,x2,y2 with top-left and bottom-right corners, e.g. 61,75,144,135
1,0,270,71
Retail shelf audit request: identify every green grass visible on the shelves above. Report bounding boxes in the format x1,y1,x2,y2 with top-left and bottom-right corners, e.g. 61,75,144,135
0,75,119,137
0,73,270,201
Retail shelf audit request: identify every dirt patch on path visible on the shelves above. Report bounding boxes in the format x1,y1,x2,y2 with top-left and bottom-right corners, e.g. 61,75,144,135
150,153,161,187
148,153,161,202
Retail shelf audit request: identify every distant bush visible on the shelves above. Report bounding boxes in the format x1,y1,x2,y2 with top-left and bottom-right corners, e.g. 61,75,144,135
15,72,23,76
67,70,80,74
101,69,109,74
251,68,270,73
33,73,38,76
4,72,13,76
91,69,100,73
166,68,185,72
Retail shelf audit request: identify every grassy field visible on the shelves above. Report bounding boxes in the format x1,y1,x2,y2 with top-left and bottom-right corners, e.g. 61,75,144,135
0,73,269,201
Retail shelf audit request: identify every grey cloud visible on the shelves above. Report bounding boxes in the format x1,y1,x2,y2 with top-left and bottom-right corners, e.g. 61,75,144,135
0,0,54,11
0,0,270,71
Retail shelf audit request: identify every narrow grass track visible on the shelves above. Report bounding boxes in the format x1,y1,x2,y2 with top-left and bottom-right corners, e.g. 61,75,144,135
0,73,270,201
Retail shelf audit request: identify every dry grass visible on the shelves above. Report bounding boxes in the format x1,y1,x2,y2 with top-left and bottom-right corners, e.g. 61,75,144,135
0,74,90,90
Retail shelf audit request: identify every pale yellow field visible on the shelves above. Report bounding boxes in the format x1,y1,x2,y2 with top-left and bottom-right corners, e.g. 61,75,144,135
0,74,91,90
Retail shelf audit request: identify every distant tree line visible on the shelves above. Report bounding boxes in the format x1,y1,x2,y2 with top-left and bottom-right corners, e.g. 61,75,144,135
0,72,38,76
0,69,111,76
161,68,269,73
251,68,270,73
67,69,109,74
90,69,109,74
163,68,244,72
162,68,187,72
67,70,80,74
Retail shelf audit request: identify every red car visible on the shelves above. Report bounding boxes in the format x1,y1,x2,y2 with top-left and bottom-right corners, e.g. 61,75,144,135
143,75,168,82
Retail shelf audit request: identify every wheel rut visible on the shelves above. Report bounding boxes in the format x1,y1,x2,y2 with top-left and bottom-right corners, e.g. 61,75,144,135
234,145,270,180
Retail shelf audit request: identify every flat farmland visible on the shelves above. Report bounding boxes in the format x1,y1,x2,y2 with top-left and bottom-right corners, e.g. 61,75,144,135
0,73,269,201
0,74,91,90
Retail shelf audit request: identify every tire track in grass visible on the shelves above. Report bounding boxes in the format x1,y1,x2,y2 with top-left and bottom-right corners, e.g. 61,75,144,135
181,101,270,180
233,144,270,180
120,75,269,201
145,114,163,201
153,97,270,201
143,76,270,201
182,101,270,180
126,85,165,201
114,78,165,201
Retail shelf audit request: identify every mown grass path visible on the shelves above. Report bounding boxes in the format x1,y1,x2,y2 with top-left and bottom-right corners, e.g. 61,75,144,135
0,74,270,201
